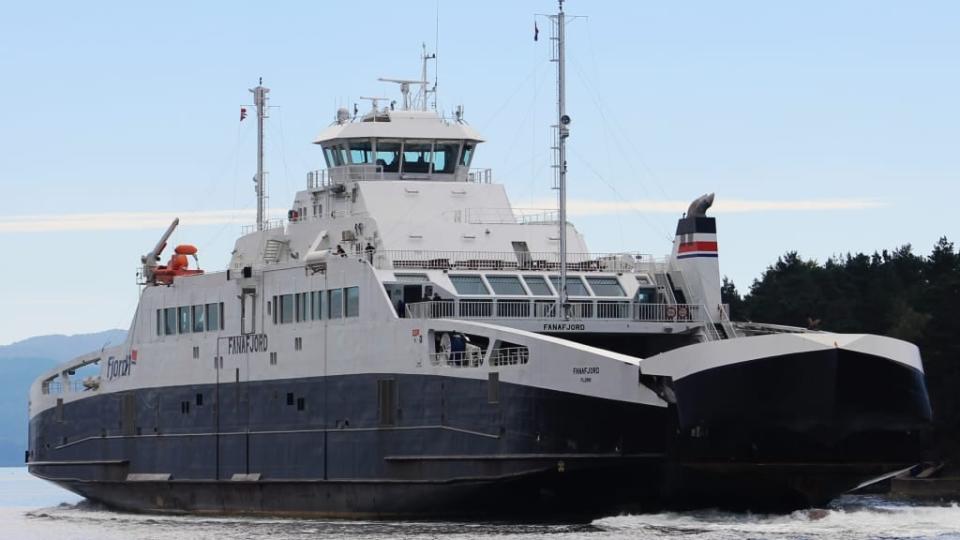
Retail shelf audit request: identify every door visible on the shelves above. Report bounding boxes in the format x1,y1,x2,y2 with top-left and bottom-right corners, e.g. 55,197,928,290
215,321,254,479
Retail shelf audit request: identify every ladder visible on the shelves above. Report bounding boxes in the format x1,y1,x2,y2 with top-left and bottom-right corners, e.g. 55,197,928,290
263,239,286,263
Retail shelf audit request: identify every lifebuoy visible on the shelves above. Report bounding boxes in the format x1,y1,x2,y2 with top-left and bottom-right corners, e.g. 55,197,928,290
665,305,677,319
677,305,689,320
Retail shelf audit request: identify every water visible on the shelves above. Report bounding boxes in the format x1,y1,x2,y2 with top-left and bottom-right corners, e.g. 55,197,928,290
3,467,960,540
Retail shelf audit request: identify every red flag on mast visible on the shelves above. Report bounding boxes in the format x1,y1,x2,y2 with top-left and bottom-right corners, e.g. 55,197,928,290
240,107,248,121
534,21,539,42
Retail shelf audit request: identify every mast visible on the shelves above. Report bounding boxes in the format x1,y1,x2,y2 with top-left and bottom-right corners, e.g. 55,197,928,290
250,79,270,231
551,1,571,315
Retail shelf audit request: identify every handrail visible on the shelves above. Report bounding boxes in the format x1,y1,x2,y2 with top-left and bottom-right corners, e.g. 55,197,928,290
377,250,662,273
407,300,704,323
698,304,723,342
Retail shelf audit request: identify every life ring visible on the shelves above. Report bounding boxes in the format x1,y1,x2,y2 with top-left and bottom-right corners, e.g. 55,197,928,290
676,305,689,320
665,305,677,319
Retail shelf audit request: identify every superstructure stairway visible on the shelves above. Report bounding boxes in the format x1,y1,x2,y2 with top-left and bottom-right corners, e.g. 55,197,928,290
263,239,287,263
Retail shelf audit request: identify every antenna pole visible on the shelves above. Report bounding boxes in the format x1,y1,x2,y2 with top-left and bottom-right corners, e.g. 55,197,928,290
552,0,570,316
250,79,270,231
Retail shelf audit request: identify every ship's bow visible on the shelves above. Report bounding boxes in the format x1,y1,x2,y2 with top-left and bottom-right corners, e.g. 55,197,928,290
642,332,932,510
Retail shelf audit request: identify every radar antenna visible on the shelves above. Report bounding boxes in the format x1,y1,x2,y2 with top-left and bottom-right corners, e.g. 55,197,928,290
378,44,436,111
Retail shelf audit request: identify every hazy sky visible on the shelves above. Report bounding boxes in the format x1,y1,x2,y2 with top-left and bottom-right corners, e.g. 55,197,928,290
0,1,957,344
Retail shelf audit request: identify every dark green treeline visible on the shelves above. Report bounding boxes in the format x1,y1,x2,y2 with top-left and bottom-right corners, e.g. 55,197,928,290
722,237,960,463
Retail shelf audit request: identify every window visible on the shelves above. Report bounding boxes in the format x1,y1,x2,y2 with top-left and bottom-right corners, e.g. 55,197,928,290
180,401,190,414
195,393,203,406
286,392,294,406
586,277,626,297
395,273,429,283
375,140,402,172
401,140,433,174
522,275,553,296
164,308,177,335
279,294,294,324
450,275,489,295
635,287,657,304
178,307,191,334
460,143,475,166
295,292,309,322
205,302,222,331
549,275,590,296
294,337,302,351
345,287,360,317
192,305,205,332
347,139,373,164
312,291,323,320
156,309,162,336
328,289,343,319
296,397,306,412
486,275,526,295
270,351,278,365
192,346,199,359
323,146,340,167
432,140,461,174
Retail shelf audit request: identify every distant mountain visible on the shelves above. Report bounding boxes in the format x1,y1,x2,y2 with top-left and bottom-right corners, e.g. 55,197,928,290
0,329,127,467
0,329,128,362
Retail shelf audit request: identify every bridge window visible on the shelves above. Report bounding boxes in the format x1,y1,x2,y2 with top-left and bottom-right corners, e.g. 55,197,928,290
549,275,590,296
586,276,626,297
486,275,525,295
433,140,461,174
375,140,402,172
459,143,475,167
450,275,489,295
347,139,374,164
345,287,360,317
522,275,553,296
401,140,433,174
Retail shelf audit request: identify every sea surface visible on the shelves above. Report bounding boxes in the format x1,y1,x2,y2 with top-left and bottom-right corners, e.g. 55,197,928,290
3,467,960,540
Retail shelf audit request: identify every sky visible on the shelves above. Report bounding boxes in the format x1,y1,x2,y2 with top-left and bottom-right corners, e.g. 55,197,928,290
0,1,957,345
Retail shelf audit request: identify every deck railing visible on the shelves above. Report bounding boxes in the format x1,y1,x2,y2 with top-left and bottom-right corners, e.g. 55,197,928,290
377,250,660,273
407,300,703,323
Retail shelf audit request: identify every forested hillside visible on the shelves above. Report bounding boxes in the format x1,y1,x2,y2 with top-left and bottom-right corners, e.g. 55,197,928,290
722,237,960,463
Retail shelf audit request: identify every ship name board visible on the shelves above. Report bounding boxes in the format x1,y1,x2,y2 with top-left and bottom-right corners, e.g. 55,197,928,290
542,323,586,331
227,334,269,355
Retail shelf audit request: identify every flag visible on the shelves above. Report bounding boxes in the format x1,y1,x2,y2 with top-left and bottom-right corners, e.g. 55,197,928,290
240,107,248,121
534,21,539,41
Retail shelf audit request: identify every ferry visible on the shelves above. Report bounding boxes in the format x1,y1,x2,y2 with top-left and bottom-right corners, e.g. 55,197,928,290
27,2,932,518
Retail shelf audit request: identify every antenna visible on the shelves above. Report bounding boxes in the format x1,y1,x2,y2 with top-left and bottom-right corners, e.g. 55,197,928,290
359,96,389,112
249,80,270,232
379,45,436,111
550,0,571,317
